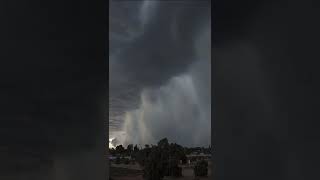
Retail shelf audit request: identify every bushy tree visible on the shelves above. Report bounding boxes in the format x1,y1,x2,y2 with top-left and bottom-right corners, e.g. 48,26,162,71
158,138,169,148
165,158,182,177
134,138,204,180
115,145,125,155
137,138,168,180
143,147,166,180
140,138,186,180
127,144,133,155
134,144,139,152
133,145,139,157
137,146,152,167
194,160,208,177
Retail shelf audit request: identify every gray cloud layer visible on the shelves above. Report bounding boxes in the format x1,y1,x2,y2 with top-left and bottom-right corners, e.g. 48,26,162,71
109,0,211,147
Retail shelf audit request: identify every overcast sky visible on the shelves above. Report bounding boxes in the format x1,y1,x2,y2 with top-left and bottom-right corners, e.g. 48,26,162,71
109,0,211,148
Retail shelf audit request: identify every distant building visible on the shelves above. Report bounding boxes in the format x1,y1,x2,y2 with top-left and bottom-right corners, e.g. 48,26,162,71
186,153,211,165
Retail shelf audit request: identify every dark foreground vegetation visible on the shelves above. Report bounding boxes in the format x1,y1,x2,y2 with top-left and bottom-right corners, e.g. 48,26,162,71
110,167,142,177
109,138,212,180
194,160,208,177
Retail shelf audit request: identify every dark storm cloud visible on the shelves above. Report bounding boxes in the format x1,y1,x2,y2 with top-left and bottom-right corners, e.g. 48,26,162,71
115,0,210,87
109,0,211,134
109,0,143,52
121,25,211,147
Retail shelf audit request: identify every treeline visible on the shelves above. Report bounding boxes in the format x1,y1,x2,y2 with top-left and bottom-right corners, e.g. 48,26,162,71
109,144,139,157
109,141,212,157
109,138,211,180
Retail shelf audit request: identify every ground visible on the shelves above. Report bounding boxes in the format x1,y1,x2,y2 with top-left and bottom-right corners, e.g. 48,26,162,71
110,161,213,180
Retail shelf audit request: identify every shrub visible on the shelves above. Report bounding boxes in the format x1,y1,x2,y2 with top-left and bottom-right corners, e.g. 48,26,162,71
165,159,182,177
194,160,208,177
143,147,166,180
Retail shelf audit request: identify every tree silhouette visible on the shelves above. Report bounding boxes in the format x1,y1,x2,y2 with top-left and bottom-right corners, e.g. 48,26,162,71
139,138,184,180
158,138,169,148
127,144,133,156
115,145,125,155
134,138,211,179
134,144,139,152
194,160,208,177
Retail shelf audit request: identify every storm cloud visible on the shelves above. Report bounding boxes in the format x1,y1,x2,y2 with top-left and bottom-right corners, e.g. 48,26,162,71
109,0,211,147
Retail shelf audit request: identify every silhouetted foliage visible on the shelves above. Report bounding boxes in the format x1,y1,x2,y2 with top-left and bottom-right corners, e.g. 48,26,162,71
165,158,182,177
194,160,208,177
127,144,133,155
158,138,169,148
116,145,125,154
143,147,166,180
138,138,186,180
109,138,212,180
134,144,139,152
